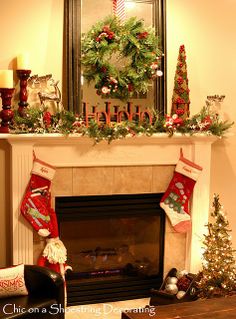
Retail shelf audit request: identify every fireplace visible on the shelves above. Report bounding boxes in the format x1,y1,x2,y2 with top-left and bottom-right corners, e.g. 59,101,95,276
56,193,165,305
6,133,215,303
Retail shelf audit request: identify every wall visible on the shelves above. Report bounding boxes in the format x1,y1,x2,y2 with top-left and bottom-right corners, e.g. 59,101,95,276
0,142,10,266
1,0,236,265
0,0,63,87
166,0,236,249
0,0,64,266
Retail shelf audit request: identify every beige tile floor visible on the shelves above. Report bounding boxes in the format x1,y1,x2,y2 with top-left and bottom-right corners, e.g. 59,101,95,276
66,298,150,319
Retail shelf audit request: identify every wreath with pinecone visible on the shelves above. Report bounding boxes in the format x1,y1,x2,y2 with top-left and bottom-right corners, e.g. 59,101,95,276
81,16,162,100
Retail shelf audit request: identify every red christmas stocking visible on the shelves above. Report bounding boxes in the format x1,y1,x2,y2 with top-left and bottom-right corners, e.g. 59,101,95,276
21,155,56,237
160,149,202,233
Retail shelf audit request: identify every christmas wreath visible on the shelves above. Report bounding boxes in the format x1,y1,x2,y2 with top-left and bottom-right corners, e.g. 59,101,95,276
81,16,162,100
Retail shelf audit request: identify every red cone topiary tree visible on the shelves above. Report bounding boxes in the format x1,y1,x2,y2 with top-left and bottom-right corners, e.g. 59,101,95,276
171,45,190,118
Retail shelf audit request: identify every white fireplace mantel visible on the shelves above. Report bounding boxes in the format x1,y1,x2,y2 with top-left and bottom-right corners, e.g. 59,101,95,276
2,133,217,273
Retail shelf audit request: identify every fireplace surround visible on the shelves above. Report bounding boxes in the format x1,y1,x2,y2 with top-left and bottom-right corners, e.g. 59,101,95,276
3,133,216,278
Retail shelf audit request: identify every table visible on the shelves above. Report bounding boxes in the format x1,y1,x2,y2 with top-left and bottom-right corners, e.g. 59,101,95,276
121,295,236,319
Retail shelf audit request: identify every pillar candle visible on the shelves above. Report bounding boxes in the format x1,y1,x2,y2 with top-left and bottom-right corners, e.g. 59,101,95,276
17,53,30,70
0,70,13,88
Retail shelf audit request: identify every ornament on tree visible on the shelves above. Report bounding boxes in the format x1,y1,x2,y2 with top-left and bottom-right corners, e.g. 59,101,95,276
171,44,190,118
197,195,236,298
160,148,202,233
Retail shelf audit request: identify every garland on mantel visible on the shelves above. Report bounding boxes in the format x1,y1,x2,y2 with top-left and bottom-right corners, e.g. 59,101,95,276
10,105,233,144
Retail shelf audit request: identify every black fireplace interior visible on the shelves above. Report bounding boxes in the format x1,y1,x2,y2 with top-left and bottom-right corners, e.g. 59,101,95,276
56,193,165,306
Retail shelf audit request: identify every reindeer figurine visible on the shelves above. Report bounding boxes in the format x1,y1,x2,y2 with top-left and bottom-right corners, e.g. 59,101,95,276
38,78,62,111
28,74,52,88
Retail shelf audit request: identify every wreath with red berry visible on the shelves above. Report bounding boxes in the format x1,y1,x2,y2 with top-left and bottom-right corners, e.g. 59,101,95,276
81,16,162,100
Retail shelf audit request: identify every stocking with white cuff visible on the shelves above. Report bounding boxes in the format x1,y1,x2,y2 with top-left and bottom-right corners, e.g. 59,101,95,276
20,154,56,237
160,149,203,233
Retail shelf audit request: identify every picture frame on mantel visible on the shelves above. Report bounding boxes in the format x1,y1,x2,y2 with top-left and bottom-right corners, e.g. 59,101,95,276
63,0,166,115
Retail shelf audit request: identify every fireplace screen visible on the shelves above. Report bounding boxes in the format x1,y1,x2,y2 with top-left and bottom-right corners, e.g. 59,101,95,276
56,193,165,305
61,215,161,278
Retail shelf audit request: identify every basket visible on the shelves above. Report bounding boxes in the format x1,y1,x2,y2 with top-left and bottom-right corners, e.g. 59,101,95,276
150,268,198,306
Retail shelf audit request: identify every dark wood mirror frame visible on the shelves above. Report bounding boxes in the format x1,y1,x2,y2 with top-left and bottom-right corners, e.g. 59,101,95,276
63,0,166,115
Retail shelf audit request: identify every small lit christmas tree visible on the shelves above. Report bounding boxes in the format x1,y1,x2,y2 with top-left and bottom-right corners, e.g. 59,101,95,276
197,194,236,298
171,44,190,118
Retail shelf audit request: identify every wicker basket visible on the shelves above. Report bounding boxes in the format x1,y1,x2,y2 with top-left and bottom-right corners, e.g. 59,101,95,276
150,268,198,306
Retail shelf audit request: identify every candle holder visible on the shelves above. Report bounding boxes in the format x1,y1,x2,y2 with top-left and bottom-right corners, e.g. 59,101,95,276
16,69,31,116
0,88,15,133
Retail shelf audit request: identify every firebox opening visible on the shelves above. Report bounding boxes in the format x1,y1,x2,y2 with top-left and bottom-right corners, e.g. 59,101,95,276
56,193,165,305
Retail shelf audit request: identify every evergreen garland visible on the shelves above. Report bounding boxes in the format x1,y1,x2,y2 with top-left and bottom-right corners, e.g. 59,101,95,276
9,104,233,144
81,16,162,100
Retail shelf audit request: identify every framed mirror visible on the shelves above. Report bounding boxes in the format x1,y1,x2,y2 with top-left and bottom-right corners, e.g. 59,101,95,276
63,0,166,115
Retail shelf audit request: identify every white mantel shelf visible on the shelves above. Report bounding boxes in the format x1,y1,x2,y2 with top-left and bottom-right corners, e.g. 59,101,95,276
3,133,218,273
3,132,218,167
1,132,218,142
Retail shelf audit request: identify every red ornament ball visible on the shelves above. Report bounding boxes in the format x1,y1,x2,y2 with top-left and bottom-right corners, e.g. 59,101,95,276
177,275,191,291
